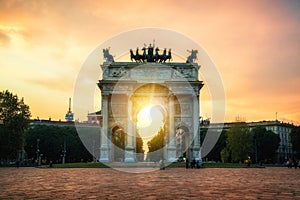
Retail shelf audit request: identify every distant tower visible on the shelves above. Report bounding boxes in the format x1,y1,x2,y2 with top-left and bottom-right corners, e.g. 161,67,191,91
65,98,74,122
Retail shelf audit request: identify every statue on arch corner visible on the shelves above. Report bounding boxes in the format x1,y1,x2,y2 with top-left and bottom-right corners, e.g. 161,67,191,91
103,47,114,62
186,49,198,63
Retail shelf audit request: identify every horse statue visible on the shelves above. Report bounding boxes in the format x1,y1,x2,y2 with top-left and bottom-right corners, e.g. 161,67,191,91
103,47,114,62
159,48,167,62
166,49,172,62
130,48,144,62
135,48,142,62
130,49,136,62
186,49,198,63
153,47,160,62
128,44,173,63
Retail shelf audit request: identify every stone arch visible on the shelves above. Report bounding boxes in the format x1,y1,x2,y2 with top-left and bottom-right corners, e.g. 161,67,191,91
98,62,203,163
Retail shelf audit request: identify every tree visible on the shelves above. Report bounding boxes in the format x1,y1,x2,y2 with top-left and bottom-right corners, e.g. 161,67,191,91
220,147,230,163
290,126,300,158
201,129,228,162
227,122,253,163
25,125,92,163
0,90,30,160
252,126,280,163
136,131,144,161
147,126,166,161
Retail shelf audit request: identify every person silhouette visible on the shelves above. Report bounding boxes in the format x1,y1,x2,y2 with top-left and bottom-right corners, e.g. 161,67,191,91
147,44,154,62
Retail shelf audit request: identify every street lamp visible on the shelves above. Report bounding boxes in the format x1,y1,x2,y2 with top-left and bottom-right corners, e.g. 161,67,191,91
61,139,66,164
36,138,40,166
254,137,258,164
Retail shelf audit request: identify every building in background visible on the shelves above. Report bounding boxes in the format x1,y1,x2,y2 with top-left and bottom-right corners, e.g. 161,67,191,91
250,120,294,162
87,110,102,125
201,120,295,163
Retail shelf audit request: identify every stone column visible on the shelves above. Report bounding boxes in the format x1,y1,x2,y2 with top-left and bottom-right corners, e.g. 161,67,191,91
192,95,201,162
167,94,176,162
100,94,110,162
125,96,135,162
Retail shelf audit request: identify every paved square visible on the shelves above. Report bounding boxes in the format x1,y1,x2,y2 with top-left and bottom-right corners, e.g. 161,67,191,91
0,167,299,199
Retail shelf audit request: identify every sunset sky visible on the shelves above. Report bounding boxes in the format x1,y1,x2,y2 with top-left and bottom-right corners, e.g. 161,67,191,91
1,0,300,125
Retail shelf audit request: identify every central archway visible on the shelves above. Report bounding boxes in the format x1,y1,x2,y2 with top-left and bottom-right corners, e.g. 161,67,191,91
132,84,170,161
137,105,165,158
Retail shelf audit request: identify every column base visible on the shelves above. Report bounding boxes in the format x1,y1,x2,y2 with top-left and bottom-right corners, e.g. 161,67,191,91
99,146,110,162
192,149,202,162
167,146,177,162
124,149,135,162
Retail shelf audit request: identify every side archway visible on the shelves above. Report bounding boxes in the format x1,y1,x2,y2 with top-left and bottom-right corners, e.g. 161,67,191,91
176,125,191,161
110,125,126,162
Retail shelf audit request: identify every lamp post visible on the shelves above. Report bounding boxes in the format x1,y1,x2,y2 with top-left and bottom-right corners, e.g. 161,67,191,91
36,138,40,166
92,140,95,162
62,139,66,164
254,138,258,164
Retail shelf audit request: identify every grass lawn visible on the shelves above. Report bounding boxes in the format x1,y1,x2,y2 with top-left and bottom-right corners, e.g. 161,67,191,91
203,162,248,168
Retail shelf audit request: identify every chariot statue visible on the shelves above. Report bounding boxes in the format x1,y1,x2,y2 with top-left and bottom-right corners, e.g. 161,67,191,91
129,42,172,63
104,45,198,64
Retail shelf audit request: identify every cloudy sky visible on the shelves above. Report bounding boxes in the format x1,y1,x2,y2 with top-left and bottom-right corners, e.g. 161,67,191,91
1,0,300,125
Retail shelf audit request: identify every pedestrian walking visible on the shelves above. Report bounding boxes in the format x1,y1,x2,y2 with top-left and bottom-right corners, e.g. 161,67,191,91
247,156,251,167
292,158,298,169
159,159,165,170
288,158,293,168
16,160,20,168
185,158,189,169
49,161,53,168
191,158,196,169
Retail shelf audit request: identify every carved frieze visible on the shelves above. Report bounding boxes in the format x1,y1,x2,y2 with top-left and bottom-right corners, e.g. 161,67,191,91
108,66,127,77
173,68,193,78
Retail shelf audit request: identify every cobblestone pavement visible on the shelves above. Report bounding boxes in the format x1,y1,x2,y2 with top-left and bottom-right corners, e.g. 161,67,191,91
0,167,299,199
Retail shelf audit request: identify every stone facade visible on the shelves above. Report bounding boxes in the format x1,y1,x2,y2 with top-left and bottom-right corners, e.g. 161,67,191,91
98,62,203,162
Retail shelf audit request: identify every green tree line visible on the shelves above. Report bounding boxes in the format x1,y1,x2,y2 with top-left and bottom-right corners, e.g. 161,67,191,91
25,125,93,164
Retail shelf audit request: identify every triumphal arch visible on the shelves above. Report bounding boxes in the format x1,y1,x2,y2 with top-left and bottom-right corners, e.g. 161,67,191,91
98,46,203,162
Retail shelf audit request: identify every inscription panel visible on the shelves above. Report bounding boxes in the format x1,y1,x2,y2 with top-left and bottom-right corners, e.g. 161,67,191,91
131,68,172,80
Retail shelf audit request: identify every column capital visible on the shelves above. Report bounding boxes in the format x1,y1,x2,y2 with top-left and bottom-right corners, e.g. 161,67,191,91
102,94,109,99
168,93,175,99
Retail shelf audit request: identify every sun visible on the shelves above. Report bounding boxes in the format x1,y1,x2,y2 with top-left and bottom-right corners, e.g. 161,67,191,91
137,104,165,158
137,105,153,129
